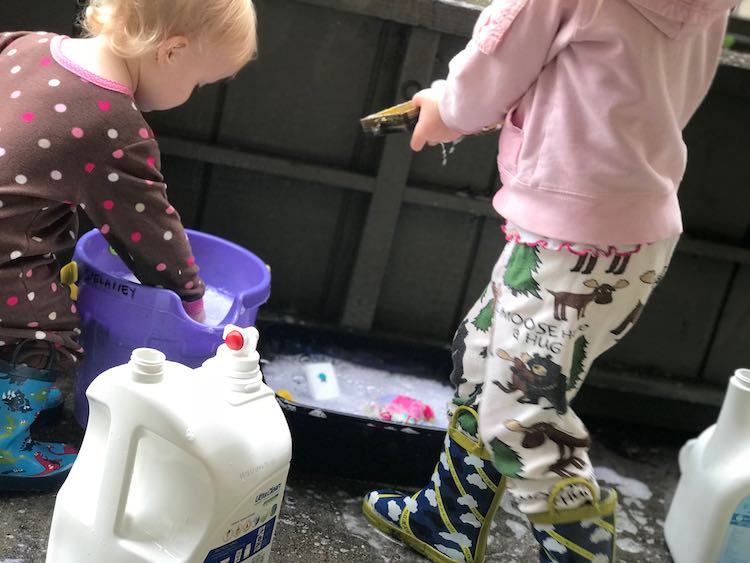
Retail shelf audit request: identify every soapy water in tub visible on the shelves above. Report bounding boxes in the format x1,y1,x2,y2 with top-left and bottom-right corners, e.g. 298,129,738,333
262,353,455,429
122,273,234,325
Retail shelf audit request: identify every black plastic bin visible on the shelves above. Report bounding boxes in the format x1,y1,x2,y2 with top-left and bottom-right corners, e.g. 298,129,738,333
257,319,454,487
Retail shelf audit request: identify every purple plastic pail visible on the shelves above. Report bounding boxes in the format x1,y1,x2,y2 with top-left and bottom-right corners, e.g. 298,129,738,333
72,229,271,426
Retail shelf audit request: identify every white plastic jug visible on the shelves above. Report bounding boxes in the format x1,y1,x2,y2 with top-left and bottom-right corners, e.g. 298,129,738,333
664,368,750,563
46,325,292,563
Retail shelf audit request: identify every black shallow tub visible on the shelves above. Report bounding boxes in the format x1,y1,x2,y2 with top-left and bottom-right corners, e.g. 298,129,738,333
256,319,454,487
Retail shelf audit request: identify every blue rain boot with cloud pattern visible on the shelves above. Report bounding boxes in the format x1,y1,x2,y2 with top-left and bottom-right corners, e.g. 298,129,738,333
362,406,505,563
528,478,617,563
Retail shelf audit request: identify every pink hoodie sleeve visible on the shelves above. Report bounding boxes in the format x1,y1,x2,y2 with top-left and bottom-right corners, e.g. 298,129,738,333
439,0,578,134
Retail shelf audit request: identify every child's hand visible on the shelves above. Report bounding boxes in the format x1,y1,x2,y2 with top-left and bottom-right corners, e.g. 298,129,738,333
410,88,461,152
183,298,206,323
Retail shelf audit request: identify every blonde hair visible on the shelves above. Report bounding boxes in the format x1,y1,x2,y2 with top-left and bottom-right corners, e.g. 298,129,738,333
81,0,257,65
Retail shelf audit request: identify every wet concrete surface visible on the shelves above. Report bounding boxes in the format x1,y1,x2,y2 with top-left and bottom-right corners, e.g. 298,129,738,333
1,378,689,563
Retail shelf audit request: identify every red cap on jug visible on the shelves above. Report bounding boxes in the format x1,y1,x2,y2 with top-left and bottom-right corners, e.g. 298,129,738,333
225,330,244,351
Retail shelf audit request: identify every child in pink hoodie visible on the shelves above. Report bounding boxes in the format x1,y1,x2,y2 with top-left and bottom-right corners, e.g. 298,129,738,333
362,1,736,561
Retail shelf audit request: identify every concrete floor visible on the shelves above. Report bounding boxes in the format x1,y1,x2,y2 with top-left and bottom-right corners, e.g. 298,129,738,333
1,381,690,563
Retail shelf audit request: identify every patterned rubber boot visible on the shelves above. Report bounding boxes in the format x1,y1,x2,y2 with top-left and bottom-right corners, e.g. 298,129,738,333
528,478,618,563
2,340,64,418
43,385,64,410
34,384,64,424
362,406,506,563
0,355,77,491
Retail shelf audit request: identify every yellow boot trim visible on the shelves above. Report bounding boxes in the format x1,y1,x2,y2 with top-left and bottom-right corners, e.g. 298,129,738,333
528,478,618,526
472,477,505,563
446,405,509,561
546,528,596,560
363,497,467,563
432,469,475,563
400,490,421,536
448,406,500,492
449,406,493,462
527,479,617,562
475,466,498,494
393,464,476,561
444,442,485,525
374,493,402,501
593,517,616,536
541,518,615,562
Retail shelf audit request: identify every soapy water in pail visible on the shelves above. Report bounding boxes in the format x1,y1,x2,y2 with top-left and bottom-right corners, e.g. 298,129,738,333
193,287,234,325
122,273,234,326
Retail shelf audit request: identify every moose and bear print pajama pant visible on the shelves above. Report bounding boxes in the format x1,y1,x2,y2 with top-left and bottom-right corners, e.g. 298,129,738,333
449,224,678,514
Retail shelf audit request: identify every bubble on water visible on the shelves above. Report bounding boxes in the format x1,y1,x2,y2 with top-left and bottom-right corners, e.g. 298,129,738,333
201,286,234,325
122,272,233,325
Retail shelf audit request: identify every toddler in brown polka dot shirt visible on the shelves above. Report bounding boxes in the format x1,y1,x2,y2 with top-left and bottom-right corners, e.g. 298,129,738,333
0,0,257,490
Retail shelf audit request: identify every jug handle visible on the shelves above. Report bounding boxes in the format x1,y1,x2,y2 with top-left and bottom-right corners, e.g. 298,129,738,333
91,416,139,534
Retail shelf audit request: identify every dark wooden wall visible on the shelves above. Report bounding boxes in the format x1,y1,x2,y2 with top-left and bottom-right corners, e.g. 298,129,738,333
4,0,749,429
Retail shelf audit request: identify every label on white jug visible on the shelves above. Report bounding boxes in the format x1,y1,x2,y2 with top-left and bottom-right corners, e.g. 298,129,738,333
203,482,283,563
718,495,750,563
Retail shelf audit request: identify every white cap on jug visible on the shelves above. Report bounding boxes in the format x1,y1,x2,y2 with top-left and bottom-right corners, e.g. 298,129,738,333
130,348,166,383
734,368,750,389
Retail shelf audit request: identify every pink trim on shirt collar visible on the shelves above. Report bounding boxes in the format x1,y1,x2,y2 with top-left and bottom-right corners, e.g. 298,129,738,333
50,35,133,97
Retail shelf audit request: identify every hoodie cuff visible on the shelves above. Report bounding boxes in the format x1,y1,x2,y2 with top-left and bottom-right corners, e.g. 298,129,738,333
436,79,472,136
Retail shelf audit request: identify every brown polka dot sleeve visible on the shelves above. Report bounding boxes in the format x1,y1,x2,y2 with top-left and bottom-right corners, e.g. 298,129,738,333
0,31,204,358
80,136,204,299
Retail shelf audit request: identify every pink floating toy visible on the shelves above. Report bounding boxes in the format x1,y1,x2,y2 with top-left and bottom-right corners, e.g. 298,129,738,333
378,395,435,425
